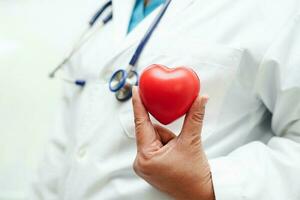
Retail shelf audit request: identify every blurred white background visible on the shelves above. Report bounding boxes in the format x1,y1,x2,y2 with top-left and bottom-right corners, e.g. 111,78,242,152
0,0,99,199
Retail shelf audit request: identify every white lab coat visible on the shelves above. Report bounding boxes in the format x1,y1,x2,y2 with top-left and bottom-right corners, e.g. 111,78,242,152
32,0,300,199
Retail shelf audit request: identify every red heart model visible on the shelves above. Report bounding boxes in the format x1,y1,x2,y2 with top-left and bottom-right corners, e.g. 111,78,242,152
139,64,200,125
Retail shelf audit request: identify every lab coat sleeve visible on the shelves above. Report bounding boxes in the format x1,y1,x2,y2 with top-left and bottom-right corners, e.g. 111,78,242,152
30,86,71,199
209,14,300,200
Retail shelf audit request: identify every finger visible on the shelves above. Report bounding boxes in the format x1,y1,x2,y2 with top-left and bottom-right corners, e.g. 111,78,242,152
179,95,209,139
153,124,176,145
132,86,157,150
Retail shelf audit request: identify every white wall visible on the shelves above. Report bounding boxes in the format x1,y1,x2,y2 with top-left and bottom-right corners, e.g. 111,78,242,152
0,1,97,199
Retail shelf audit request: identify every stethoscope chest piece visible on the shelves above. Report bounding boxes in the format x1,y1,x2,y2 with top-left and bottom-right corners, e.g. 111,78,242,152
49,0,172,102
108,0,172,102
109,69,139,101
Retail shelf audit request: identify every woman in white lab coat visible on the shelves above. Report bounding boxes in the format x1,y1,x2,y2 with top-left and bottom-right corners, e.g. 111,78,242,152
32,0,300,199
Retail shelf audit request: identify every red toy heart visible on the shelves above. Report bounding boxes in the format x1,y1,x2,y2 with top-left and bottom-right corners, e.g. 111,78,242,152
139,64,200,125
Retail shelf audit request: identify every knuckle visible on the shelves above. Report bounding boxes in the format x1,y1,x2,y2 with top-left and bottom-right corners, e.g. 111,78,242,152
132,95,138,106
134,118,149,133
190,135,201,146
191,111,205,124
134,156,153,175
134,117,149,127
133,159,140,175
180,133,201,146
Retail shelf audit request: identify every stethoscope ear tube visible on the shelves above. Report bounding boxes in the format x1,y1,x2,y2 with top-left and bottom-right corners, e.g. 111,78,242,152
49,0,172,102
48,58,69,78
48,1,113,85
89,0,112,27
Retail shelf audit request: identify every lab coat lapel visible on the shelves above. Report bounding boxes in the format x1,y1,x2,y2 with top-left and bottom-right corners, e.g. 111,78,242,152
167,0,194,17
102,0,194,77
114,0,195,52
112,0,136,45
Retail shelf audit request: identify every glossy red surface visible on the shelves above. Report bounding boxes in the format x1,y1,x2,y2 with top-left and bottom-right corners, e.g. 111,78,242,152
139,64,200,125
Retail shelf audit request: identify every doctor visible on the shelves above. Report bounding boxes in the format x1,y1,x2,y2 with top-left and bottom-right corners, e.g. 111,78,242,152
32,0,300,199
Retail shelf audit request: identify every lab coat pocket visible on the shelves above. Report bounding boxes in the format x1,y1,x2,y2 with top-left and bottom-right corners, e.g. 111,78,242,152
119,41,244,140
119,104,186,139
119,107,136,139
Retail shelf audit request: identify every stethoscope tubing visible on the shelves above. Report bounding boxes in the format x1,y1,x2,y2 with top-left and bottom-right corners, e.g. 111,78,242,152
49,0,172,101
89,0,112,26
128,0,172,67
49,1,113,80
109,0,172,100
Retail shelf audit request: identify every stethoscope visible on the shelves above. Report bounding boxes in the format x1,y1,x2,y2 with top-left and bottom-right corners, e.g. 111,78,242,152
49,0,172,101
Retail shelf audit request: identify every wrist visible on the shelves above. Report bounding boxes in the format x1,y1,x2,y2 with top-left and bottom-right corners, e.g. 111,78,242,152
175,172,215,200
193,169,215,200
198,176,215,200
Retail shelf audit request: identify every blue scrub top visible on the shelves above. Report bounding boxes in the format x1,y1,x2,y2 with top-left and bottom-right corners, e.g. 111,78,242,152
128,0,166,33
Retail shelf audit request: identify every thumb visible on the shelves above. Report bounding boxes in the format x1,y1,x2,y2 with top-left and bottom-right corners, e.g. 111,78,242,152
132,86,157,150
153,124,176,145
179,95,209,140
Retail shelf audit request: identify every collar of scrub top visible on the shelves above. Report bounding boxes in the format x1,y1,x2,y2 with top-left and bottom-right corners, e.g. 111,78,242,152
49,0,171,88
128,0,166,33
108,0,171,101
127,0,170,69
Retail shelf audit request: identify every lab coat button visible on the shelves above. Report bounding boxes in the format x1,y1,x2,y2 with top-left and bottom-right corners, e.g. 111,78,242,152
77,148,87,158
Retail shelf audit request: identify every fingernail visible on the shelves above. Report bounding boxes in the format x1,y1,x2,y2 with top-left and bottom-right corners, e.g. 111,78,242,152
132,86,139,98
202,95,209,106
132,86,137,93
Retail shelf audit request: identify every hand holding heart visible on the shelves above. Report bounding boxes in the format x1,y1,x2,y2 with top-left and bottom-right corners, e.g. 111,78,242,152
139,64,200,125
131,86,215,200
